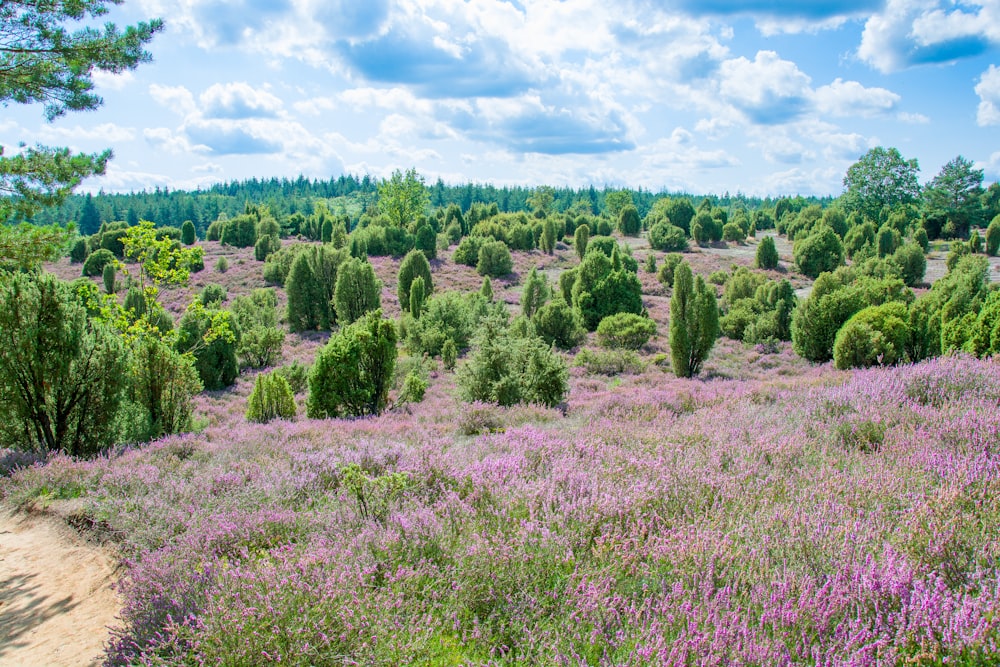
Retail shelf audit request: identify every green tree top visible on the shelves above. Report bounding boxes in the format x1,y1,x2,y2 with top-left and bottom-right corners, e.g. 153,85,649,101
841,147,921,222
0,1,163,222
377,168,429,228
923,155,985,232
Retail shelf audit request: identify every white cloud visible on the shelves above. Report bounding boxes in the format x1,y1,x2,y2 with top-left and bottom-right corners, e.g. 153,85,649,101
149,84,197,116
813,79,900,117
91,70,135,91
976,65,1000,126
293,96,339,116
200,82,284,119
897,111,931,124
36,122,136,143
718,51,812,124
858,0,1000,73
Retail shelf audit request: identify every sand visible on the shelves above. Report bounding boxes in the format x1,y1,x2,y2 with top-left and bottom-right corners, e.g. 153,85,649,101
0,506,120,667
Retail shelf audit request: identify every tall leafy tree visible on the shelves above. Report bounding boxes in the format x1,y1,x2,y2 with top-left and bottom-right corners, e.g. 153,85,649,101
841,147,921,222
378,168,429,228
0,1,162,221
333,257,381,325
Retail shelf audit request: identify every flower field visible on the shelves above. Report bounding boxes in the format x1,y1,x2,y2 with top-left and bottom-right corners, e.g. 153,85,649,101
4,351,1000,665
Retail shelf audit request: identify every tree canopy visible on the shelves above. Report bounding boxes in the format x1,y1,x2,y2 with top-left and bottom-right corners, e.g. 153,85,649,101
377,168,429,228
0,0,162,222
841,147,920,222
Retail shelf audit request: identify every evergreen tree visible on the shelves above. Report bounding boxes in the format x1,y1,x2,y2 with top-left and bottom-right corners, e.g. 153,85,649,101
541,218,557,254
409,276,426,319
755,235,779,269
480,276,494,302
333,257,382,326
669,262,719,378
306,310,397,418
246,370,296,423
397,248,433,312
574,223,590,260
415,224,437,260
521,267,550,318
618,204,641,236
181,219,196,245
78,193,102,235
286,253,323,332
102,261,116,294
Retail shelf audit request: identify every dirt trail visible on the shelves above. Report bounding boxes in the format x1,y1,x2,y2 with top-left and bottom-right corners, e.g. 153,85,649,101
0,506,120,667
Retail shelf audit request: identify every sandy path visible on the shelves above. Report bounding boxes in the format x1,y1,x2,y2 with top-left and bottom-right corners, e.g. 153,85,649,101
0,507,120,667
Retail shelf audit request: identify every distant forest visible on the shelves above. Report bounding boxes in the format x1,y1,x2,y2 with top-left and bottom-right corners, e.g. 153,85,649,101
19,174,833,238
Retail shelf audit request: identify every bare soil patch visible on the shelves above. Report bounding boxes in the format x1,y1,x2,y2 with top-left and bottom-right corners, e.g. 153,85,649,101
0,506,119,667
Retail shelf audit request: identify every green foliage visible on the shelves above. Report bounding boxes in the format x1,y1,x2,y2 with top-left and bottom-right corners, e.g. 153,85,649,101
648,222,688,252
0,272,126,456
0,5,162,221
453,235,484,267
876,224,901,257
644,253,657,273
669,262,719,378
946,241,970,272
479,276,493,302
254,234,280,262
441,338,458,370
457,313,568,408
306,310,398,419
261,242,308,285
532,297,586,350
409,276,426,319
415,224,437,261
521,267,550,318
833,302,910,370
285,245,346,331
923,155,985,238
844,220,877,259
334,257,382,326
102,261,116,294
986,216,1000,256
970,229,983,254
82,247,115,276
476,240,513,277
657,253,684,288
574,224,590,260
571,248,644,330
403,291,498,357
722,222,745,243
755,235,779,269
573,347,646,375
660,197,696,233
246,370,296,423
892,243,926,287
378,168,429,228
618,205,641,236
123,335,201,443
540,218,557,254
180,220,196,245
793,226,844,279
397,248,433,314
596,312,656,350
175,308,239,391
275,361,310,394
215,256,228,273
220,213,258,248
842,147,921,222
199,283,226,307
69,236,88,263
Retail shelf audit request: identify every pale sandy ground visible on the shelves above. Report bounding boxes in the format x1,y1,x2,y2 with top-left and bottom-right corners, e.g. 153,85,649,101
0,507,120,667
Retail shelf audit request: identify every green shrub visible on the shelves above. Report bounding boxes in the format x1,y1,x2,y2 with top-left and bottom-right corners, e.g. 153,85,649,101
986,216,1000,256
275,361,310,394
215,256,229,273
70,237,88,263
306,310,397,418
206,218,225,242
532,298,586,350
618,205,641,236
574,224,590,259
914,226,930,253
254,233,280,262
457,313,568,408
82,248,115,276
408,276,426,319
403,291,498,357
181,220,196,245
669,261,719,378
571,248,643,330
397,249,433,312
794,227,844,278
220,213,257,248
833,302,910,369
453,235,484,267
246,371,297,423
644,254,657,273
892,243,926,287
334,257,382,325
722,222,745,243
520,267,550,318
199,283,227,307
657,253,684,288
648,222,688,252
175,308,239,391
102,262,117,294
755,235,779,269
596,312,656,350
415,224,437,261
476,240,513,277
970,229,983,254
573,347,646,375
441,338,458,370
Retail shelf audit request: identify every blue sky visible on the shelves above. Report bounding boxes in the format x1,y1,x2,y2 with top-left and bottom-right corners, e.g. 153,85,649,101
3,0,999,197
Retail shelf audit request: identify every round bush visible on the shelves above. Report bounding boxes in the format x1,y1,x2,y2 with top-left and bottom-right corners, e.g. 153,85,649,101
246,371,296,423
82,248,116,277
648,222,688,252
596,312,657,350
476,240,513,277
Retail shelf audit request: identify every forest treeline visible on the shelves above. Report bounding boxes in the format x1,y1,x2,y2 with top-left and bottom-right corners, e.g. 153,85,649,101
19,173,832,238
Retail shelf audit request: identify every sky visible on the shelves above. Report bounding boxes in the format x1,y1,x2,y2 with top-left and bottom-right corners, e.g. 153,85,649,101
3,0,999,198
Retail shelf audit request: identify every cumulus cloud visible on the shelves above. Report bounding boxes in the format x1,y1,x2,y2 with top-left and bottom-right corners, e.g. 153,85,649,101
36,122,136,143
149,84,197,116
813,79,900,117
858,0,999,73
200,82,284,119
91,70,135,91
976,65,1000,126
718,51,812,124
